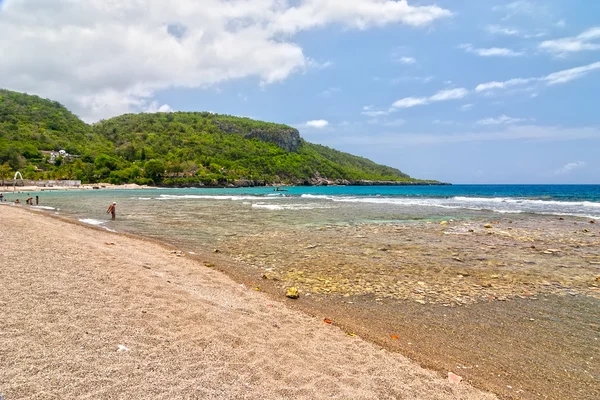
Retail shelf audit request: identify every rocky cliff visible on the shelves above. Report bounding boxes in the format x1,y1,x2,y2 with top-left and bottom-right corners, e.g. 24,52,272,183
214,119,301,152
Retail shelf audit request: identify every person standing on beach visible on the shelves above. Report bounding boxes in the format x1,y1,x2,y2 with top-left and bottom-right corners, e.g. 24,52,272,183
106,202,116,220
35,195,39,205
0,193,3,202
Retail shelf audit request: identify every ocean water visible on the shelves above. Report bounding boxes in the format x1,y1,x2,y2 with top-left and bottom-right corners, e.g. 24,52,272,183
5,184,599,250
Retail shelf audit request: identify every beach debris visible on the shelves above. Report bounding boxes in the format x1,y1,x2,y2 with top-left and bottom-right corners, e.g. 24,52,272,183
305,244,318,249
104,242,115,245
254,287,261,291
590,220,596,224
440,221,448,226
448,372,462,384
323,318,332,324
204,262,215,268
346,332,356,336
484,224,493,229
170,250,183,256
559,217,564,220
117,344,130,352
285,287,299,299
391,335,399,340
453,257,464,262
213,248,221,253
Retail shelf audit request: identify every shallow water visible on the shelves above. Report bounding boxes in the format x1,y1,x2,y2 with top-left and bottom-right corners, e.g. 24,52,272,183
5,185,598,251
4,184,599,400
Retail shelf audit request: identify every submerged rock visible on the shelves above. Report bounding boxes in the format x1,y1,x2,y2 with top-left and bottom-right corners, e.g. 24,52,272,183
285,287,300,299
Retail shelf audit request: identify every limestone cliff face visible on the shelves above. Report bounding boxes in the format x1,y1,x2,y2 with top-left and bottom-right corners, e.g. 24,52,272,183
213,120,300,152
243,128,300,152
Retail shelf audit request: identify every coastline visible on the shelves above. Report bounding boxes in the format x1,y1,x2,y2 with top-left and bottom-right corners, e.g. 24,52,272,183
0,206,493,400
3,195,599,399
0,180,450,193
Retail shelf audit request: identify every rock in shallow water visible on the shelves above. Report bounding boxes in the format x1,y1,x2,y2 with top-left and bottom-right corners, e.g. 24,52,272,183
285,287,300,299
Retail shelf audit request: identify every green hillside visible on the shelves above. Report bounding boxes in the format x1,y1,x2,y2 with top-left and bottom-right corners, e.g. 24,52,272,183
0,89,434,186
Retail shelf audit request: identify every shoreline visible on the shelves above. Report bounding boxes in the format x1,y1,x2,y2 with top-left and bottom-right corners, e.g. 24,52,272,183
3,201,600,399
0,206,494,400
0,180,450,193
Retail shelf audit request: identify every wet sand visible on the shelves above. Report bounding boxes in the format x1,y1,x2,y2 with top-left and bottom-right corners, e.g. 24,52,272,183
0,205,494,399
215,216,600,399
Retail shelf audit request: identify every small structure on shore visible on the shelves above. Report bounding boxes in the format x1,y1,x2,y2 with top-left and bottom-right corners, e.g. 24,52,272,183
13,171,23,192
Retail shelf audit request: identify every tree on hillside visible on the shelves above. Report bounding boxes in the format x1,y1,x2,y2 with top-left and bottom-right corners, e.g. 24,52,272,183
0,163,13,187
144,159,165,183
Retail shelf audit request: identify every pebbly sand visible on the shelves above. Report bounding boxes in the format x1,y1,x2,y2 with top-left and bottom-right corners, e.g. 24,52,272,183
217,216,600,400
0,205,496,400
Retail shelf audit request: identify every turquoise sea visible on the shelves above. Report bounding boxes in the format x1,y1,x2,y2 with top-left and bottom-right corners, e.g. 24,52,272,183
4,184,599,250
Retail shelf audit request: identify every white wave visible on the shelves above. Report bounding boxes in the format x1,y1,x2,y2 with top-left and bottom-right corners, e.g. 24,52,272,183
300,194,334,200
158,194,287,201
31,205,56,210
252,203,329,211
298,194,600,218
79,218,106,226
252,204,284,210
453,196,600,208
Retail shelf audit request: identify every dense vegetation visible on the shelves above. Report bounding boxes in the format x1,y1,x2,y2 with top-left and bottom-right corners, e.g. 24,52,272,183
0,89,431,186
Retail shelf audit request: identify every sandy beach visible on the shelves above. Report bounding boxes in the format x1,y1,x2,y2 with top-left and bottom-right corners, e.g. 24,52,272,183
0,183,155,193
0,205,495,399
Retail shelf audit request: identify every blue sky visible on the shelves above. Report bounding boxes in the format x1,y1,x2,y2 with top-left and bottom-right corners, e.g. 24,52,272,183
1,1,599,183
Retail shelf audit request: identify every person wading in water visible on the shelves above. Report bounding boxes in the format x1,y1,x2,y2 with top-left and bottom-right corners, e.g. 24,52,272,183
106,202,117,220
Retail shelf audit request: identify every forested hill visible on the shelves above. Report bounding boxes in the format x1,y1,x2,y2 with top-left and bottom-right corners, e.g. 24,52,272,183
0,89,437,186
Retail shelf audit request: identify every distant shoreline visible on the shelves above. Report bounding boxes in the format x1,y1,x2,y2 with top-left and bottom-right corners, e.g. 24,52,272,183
1,180,450,193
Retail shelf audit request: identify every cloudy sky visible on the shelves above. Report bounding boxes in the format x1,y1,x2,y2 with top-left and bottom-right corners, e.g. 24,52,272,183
1,0,599,183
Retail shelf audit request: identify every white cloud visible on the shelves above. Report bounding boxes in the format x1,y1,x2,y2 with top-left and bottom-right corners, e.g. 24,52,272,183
475,78,534,92
320,87,341,97
486,25,520,36
429,88,469,101
475,61,600,92
392,97,429,108
397,56,417,64
493,1,552,20
485,24,545,38
0,0,451,122
392,87,468,109
459,43,524,57
338,125,600,147
555,161,585,175
362,110,390,117
543,61,600,85
145,101,173,113
555,19,566,28
539,27,600,56
476,114,529,125
305,119,329,128
460,104,473,111
390,76,434,84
